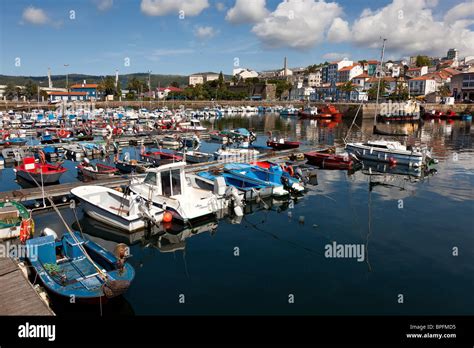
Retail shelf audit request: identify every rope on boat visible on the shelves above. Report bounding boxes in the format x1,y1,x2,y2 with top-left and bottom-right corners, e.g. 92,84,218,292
24,171,108,281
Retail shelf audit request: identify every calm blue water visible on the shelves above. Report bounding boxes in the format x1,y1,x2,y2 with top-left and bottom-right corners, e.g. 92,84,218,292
9,114,474,315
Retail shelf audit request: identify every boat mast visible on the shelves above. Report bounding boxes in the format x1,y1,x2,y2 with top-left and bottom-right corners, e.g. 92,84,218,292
374,38,387,126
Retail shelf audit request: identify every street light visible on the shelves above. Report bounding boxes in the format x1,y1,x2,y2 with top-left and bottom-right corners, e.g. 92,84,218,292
64,64,70,91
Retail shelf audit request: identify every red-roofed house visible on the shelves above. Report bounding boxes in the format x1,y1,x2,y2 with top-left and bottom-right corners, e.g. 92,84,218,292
406,66,428,78
352,73,371,89
70,81,99,100
48,91,88,102
156,86,184,99
338,64,364,83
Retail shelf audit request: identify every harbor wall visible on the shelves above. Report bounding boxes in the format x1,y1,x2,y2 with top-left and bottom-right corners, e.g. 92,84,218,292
2,101,472,118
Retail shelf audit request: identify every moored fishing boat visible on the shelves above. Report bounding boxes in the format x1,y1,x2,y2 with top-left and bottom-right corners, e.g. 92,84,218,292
78,158,119,180
0,201,33,241
71,185,165,232
140,150,182,166
130,162,242,223
15,157,67,184
25,231,135,303
223,163,291,196
177,150,213,164
345,141,424,167
304,151,354,170
266,138,300,150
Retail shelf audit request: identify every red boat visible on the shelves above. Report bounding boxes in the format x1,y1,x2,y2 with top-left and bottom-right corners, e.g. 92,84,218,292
15,157,67,184
266,139,300,150
304,152,353,170
299,104,343,119
78,160,118,180
140,150,183,166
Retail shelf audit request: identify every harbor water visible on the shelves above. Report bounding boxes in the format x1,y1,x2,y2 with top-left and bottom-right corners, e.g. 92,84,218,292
8,114,473,316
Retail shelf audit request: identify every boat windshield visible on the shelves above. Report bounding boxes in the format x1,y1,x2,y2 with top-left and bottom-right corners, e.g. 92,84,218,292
160,169,182,196
144,172,157,185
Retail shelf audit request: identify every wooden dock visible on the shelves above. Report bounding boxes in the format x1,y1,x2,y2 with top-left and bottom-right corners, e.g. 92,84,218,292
0,148,308,204
0,258,54,315
0,176,135,203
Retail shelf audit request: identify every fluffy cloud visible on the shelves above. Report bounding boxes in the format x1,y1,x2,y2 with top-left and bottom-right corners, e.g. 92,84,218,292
194,25,218,39
140,0,209,16
226,0,269,24
94,0,113,11
22,6,49,25
444,1,474,23
351,0,474,56
251,0,344,49
327,17,351,42
322,52,350,60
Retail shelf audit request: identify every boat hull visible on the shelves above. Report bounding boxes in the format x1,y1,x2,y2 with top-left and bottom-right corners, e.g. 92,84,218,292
304,152,353,170
16,169,64,184
345,144,423,167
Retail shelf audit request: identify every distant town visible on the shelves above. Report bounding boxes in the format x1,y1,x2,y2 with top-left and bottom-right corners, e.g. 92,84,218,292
1,48,473,105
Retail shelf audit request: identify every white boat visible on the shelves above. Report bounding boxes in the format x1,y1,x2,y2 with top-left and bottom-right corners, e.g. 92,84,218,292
71,185,164,232
345,140,426,167
179,119,207,131
130,162,243,223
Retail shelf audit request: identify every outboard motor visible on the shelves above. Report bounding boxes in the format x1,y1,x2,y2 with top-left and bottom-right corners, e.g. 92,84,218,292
225,186,244,217
41,227,58,240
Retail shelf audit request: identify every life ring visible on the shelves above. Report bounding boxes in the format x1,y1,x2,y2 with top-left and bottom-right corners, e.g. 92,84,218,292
20,218,34,244
280,164,294,177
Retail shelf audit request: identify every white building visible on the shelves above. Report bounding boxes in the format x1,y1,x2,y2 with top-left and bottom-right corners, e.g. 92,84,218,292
406,66,428,78
352,73,370,89
447,48,458,61
188,72,219,86
233,68,258,80
338,64,363,83
290,83,315,100
306,71,322,87
408,76,437,96
327,58,352,84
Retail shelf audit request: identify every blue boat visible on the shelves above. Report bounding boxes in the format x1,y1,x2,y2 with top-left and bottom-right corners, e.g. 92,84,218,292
197,171,278,201
26,231,135,303
225,163,304,194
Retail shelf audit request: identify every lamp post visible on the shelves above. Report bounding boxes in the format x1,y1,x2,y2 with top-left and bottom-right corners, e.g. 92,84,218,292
64,64,70,91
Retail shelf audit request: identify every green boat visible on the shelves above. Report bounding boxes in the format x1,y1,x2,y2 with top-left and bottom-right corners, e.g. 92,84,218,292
0,201,32,240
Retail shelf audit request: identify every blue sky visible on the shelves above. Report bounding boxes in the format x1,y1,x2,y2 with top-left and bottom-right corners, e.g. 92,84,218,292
1,0,472,76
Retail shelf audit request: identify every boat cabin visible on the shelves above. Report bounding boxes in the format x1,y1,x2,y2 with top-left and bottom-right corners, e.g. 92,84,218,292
142,162,186,197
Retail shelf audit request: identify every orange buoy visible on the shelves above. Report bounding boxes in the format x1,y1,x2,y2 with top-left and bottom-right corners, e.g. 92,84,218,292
163,211,173,223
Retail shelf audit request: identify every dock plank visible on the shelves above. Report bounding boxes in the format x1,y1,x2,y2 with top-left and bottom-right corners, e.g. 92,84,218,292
0,258,54,315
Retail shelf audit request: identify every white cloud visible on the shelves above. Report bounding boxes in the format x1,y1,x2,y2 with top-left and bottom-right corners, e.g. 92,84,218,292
216,2,226,12
22,6,49,25
140,0,209,16
350,0,474,56
94,0,113,11
251,0,344,49
327,17,351,42
194,25,218,39
322,52,350,60
444,1,474,23
226,0,269,24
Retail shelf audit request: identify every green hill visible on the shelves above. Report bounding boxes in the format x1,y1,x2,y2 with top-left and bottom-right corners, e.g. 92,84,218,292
0,73,189,89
